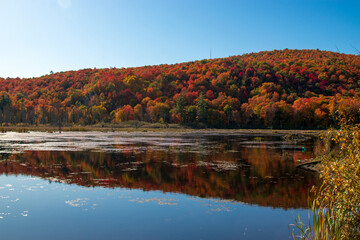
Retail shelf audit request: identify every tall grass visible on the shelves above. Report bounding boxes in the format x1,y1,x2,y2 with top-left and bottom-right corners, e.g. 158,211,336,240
292,120,360,239
291,199,342,240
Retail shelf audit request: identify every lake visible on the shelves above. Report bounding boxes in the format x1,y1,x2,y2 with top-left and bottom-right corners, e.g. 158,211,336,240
0,131,318,240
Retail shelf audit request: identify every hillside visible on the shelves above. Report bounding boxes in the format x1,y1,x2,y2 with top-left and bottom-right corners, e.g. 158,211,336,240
1,49,360,129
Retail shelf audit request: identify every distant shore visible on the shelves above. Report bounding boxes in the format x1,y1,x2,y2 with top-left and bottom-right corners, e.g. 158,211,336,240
0,122,323,136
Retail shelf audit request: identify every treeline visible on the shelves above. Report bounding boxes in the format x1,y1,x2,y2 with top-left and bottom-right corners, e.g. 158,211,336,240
0,49,360,129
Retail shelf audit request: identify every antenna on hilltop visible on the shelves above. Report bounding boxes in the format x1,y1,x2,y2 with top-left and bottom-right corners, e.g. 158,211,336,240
210,48,212,59
350,44,360,55
335,46,340,53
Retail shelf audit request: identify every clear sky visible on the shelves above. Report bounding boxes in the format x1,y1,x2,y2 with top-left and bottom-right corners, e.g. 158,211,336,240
0,0,359,78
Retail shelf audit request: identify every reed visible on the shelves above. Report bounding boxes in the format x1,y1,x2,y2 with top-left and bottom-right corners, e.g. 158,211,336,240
292,120,360,239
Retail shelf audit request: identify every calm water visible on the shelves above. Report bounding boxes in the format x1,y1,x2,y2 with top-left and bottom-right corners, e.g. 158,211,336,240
0,131,318,240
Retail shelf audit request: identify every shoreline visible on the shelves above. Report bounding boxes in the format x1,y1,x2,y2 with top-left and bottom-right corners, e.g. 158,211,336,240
0,124,324,136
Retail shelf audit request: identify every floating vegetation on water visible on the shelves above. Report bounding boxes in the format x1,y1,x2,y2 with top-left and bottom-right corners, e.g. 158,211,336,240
196,161,249,171
283,133,312,143
65,198,90,208
129,197,178,206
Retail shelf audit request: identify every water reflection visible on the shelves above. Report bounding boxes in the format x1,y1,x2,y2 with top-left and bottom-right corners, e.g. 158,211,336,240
0,133,318,209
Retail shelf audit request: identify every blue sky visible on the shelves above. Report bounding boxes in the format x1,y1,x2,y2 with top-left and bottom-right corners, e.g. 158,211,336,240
0,0,359,78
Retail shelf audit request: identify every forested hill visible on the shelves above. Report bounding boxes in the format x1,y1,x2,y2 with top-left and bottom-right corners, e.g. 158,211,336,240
1,49,360,129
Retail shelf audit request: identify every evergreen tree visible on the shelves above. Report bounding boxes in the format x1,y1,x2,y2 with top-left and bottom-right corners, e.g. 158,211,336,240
196,92,207,123
175,94,186,122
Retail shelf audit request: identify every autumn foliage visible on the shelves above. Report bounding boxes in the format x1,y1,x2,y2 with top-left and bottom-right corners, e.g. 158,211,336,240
1,49,360,128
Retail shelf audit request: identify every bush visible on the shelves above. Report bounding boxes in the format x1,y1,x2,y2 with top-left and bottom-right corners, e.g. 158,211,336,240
293,120,360,239
316,122,360,239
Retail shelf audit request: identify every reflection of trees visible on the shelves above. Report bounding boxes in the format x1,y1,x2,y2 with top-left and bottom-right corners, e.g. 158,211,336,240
0,147,318,209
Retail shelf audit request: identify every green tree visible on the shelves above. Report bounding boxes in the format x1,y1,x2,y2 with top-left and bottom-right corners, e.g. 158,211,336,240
175,94,187,122
223,104,233,124
186,105,198,123
0,92,12,124
196,92,207,123
0,91,11,110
